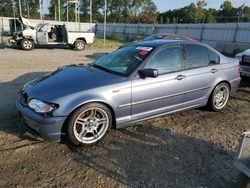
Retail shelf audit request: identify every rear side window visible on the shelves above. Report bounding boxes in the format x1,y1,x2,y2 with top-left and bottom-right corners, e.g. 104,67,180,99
208,49,220,64
185,44,210,69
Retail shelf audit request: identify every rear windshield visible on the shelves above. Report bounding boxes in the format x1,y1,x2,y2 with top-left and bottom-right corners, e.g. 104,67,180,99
94,46,154,76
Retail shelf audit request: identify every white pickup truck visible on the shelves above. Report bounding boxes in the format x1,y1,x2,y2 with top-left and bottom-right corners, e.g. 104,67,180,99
9,17,95,51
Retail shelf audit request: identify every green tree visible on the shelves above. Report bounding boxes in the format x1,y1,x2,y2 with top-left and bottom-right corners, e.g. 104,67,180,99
159,15,164,23
0,0,13,17
172,16,177,23
48,0,66,21
165,17,170,23
196,0,207,23
205,8,217,23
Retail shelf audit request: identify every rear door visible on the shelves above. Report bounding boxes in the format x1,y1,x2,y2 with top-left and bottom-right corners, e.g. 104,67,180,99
184,44,220,104
131,45,186,119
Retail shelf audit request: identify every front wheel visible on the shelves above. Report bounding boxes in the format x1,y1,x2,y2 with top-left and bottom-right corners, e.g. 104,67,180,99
207,82,230,111
66,103,112,146
20,38,34,50
74,40,85,51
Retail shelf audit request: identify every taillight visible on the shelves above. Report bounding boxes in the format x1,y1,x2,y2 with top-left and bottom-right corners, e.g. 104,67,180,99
237,66,241,75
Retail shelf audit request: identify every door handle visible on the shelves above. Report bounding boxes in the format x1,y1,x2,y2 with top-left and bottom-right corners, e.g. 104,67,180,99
210,68,217,73
175,75,186,80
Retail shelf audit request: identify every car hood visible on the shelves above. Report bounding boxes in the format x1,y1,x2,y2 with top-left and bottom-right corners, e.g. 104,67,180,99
20,16,37,28
24,65,126,102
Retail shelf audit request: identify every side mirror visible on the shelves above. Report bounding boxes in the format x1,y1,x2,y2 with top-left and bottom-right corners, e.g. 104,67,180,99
138,68,159,78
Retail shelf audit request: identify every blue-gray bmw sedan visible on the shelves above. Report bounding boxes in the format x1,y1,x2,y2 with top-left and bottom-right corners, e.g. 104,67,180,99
17,40,241,146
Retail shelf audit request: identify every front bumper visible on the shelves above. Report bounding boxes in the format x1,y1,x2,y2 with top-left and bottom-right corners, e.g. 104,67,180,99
16,95,67,142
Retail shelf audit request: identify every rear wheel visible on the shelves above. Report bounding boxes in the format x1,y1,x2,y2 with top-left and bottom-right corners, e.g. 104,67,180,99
74,40,85,51
207,82,230,111
66,103,112,146
20,38,34,50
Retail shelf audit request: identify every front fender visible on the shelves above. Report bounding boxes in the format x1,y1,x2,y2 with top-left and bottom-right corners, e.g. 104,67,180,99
53,93,116,117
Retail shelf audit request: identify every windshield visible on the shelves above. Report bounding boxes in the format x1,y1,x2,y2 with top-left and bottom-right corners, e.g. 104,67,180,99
93,46,154,76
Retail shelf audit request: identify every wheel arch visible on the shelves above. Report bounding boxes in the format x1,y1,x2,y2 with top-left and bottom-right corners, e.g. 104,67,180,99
213,80,231,92
75,37,87,44
61,100,116,138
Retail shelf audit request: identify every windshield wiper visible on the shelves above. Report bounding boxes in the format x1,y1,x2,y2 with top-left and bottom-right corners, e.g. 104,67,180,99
93,64,114,74
93,64,127,77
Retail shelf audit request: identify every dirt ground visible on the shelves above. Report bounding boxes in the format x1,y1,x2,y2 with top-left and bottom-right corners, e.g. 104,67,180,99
0,45,250,188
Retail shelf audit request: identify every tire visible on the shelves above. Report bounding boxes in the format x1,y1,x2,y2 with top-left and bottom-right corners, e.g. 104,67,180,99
207,82,230,111
20,38,34,50
236,173,250,188
66,103,112,146
74,40,85,51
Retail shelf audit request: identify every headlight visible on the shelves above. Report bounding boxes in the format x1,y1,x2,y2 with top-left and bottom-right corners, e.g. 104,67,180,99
28,99,56,113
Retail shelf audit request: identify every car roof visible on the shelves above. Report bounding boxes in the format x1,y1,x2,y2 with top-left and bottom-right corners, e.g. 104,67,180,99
131,39,198,48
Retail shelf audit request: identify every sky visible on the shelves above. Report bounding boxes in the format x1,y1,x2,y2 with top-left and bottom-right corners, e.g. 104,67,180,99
154,0,250,12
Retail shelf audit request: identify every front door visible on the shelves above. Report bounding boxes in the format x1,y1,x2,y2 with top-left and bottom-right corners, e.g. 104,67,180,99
131,45,186,120
37,25,49,44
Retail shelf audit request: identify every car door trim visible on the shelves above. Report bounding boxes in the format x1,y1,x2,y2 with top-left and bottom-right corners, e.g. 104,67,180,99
118,85,210,109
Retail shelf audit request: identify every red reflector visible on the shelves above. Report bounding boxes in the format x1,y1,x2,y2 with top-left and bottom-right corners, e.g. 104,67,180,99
139,50,148,56
237,66,241,75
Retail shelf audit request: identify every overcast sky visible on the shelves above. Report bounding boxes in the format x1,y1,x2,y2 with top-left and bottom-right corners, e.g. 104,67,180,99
154,0,250,12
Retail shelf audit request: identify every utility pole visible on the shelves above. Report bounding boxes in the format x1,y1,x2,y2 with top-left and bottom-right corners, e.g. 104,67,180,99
90,0,92,31
58,0,61,22
78,2,80,30
75,3,77,30
104,0,107,47
27,0,30,19
55,4,57,21
67,1,69,23
13,0,17,32
39,0,42,20
18,0,22,17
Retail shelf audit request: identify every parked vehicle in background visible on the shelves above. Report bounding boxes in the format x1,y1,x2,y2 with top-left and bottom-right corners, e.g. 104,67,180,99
143,33,195,41
235,49,250,77
17,40,241,146
234,131,250,188
8,17,95,51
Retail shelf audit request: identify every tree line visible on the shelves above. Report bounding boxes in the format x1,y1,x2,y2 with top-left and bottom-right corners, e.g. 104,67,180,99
0,0,250,23
158,0,250,23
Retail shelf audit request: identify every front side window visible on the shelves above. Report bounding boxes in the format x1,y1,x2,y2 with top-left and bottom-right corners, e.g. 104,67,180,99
145,46,183,74
39,25,49,32
94,46,153,76
185,44,210,69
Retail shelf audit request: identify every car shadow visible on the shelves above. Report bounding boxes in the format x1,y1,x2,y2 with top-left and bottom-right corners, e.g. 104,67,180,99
240,77,250,88
7,44,74,51
67,124,237,187
231,78,250,103
0,71,49,139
